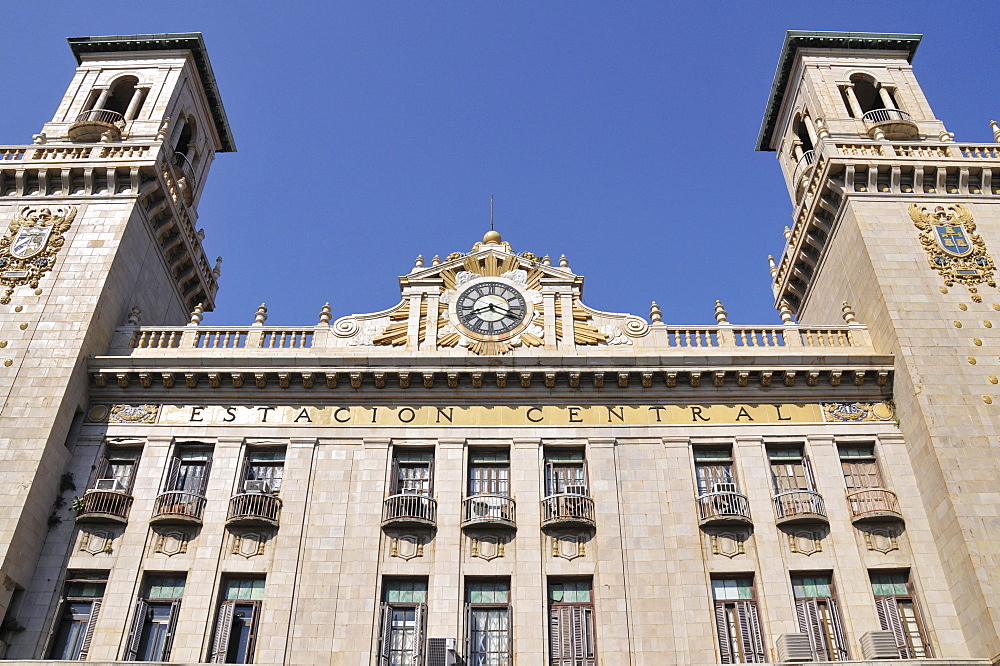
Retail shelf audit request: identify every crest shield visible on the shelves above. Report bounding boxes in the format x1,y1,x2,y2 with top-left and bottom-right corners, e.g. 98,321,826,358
934,223,972,257
10,225,51,259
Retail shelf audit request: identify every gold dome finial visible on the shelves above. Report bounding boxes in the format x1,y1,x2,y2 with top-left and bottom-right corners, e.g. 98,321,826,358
483,230,501,243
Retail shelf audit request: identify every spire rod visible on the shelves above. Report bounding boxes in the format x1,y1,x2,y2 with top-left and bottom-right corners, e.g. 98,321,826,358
490,195,494,231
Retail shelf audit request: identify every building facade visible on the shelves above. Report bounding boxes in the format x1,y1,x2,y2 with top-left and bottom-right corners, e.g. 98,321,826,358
0,30,997,665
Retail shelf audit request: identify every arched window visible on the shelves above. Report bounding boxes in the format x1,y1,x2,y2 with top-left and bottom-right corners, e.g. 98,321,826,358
850,75,883,113
82,76,145,122
793,113,814,153
175,116,197,158
104,76,139,116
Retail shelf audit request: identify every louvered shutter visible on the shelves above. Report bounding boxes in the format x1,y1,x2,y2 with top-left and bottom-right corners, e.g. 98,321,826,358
162,600,181,660
549,606,569,665
199,457,213,494
426,459,435,495
582,459,590,494
378,603,392,665
502,605,513,663
714,605,734,663
390,457,401,495
123,599,148,661
803,455,818,491
413,603,427,666
735,601,765,663
464,603,473,663
245,602,261,664
210,601,236,662
875,596,909,658
545,462,556,495
827,599,849,661
76,600,102,660
165,457,182,491
796,600,824,661
571,607,585,661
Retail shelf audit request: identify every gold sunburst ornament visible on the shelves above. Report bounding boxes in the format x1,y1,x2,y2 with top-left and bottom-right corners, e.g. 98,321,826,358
909,203,995,301
0,206,77,304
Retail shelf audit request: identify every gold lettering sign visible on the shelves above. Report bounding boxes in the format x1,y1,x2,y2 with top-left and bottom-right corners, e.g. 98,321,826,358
101,403,850,426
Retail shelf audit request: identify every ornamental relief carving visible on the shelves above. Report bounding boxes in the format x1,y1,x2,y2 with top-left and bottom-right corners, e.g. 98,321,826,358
79,528,118,556
469,535,506,562
708,529,749,559
0,205,77,303
910,203,995,301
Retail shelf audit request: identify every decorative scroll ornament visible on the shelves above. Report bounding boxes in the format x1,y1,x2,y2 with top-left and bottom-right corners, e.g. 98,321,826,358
910,204,995,299
0,206,77,303
822,402,894,423
108,404,159,424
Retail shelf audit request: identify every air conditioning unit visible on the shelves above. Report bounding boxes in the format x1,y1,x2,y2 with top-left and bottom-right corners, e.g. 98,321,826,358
563,485,588,496
93,478,126,492
244,480,271,494
712,481,738,494
776,633,813,662
861,630,901,659
426,637,457,666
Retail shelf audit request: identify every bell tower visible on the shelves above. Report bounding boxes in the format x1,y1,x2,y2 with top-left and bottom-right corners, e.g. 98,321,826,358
760,31,1000,661
0,33,232,628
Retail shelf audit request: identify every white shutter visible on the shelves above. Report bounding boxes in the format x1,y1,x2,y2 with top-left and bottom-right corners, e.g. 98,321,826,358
736,601,766,663
162,600,181,661
77,600,101,660
827,598,850,661
413,603,426,666
378,603,392,666
210,601,236,662
715,605,734,664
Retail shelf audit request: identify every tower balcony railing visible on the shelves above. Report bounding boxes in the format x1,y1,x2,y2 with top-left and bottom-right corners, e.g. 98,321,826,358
862,108,918,140
461,494,516,530
696,490,753,527
226,492,282,528
74,489,133,524
772,490,828,525
792,150,816,184
541,492,595,529
382,493,437,529
150,490,207,525
67,109,127,142
170,151,197,205
845,488,903,524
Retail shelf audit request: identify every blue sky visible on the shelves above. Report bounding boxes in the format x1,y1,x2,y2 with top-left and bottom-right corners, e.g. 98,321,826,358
1,1,997,326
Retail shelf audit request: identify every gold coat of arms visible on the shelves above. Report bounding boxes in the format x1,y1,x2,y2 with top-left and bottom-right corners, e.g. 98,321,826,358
0,205,76,303
909,203,995,299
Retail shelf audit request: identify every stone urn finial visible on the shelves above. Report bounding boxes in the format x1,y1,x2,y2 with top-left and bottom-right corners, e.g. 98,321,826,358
714,300,729,324
254,303,268,326
842,301,857,325
318,302,332,325
188,303,204,325
650,301,662,324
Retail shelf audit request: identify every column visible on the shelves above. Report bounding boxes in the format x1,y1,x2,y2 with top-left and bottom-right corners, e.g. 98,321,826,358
510,437,545,664
843,85,864,119
802,115,819,148
877,86,897,110
123,87,148,121
92,88,111,112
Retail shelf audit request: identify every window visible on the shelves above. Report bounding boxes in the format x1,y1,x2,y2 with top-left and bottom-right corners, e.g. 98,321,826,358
695,449,737,495
378,579,427,666
469,450,509,496
545,451,587,496
870,572,932,658
210,578,265,663
792,575,848,661
712,577,765,663
768,447,815,493
241,449,284,494
392,450,434,496
466,580,511,666
47,573,106,660
124,575,185,661
93,448,140,492
166,447,213,495
839,444,884,490
548,580,595,666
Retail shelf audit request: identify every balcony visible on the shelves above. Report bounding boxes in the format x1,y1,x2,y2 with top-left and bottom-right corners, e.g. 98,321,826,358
863,108,918,140
696,490,752,527
382,493,437,529
150,490,207,525
226,492,282,528
541,492,595,530
772,490,828,526
792,149,816,185
74,489,133,524
461,494,516,530
846,488,903,524
67,109,127,142
171,152,197,205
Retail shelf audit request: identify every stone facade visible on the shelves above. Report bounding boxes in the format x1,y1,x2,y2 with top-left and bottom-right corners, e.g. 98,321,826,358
0,30,996,666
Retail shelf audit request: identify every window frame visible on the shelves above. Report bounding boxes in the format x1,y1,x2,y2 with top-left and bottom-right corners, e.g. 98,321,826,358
45,573,107,660
711,576,765,663
465,579,512,666
378,579,428,666
468,449,510,497
544,450,589,497
123,574,185,662
390,449,435,496
791,573,849,661
767,445,817,494
547,579,596,666
210,577,265,663
240,446,286,494
694,448,739,495
870,571,932,658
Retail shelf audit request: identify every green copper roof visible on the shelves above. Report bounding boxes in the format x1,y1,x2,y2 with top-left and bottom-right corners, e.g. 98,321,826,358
755,31,921,152
67,33,236,152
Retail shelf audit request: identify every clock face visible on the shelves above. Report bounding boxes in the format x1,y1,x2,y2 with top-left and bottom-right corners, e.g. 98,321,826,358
456,280,528,337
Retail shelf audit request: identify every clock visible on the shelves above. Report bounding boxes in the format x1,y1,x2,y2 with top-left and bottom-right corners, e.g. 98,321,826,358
455,280,528,338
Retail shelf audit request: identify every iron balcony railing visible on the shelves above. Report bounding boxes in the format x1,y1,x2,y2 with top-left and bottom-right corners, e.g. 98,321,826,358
845,488,903,523
382,493,437,527
862,108,913,127
75,489,133,523
696,490,752,526
73,108,127,129
227,492,282,527
171,151,197,189
792,149,816,184
772,490,827,524
151,490,207,523
461,494,516,529
540,492,595,528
